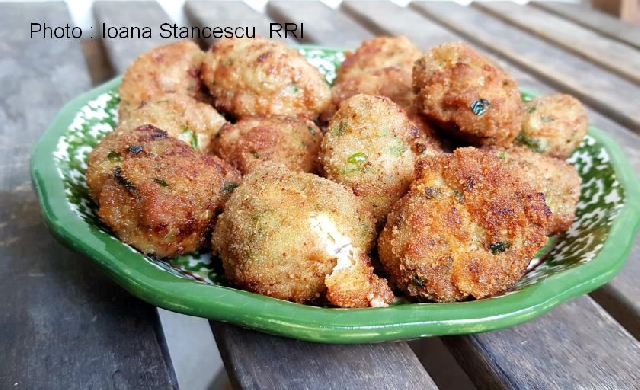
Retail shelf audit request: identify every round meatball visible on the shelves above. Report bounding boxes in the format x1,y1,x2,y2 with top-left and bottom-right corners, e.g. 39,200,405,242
378,147,550,302
320,94,439,226
92,125,241,258
214,117,322,175
484,146,581,234
212,167,393,307
517,94,588,158
413,42,523,146
201,37,330,119
118,41,206,118
118,94,226,154
335,36,421,84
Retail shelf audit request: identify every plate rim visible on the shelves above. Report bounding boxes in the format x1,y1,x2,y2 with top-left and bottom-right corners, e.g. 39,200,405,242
30,53,640,344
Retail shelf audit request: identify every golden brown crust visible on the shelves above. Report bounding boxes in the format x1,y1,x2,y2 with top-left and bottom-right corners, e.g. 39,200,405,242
118,41,205,117
517,94,588,158
214,117,322,175
117,94,227,154
320,94,440,226
201,37,330,119
336,36,421,84
412,42,523,146
211,166,392,307
378,147,550,302
91,125,241,258
484,146,581,234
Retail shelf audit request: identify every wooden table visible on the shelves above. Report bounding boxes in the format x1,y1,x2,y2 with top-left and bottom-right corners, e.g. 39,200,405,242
2,1,639,389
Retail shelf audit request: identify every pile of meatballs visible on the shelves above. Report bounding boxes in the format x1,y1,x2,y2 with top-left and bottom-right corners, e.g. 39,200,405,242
85,36,587,308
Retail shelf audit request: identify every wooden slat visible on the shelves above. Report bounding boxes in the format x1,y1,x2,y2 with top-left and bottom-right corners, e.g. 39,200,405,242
409,1,640,132
212,322,438,390
94,1,177,74
475,1,640,85
266,0,372,48
443,296,640,388
533,1,640,50
185,0,292,46
0,3,177,389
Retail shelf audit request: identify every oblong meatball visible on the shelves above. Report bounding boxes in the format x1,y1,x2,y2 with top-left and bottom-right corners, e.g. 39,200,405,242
201,37,330,119
319,94,439,225
413,42,523,146
92,125,241,258
117,94,226,154
212,167,393,307
378,147,550,302
118,41,206,118
214,117,322,175
484,146,581,234
517,94,588,158
335,36,421,84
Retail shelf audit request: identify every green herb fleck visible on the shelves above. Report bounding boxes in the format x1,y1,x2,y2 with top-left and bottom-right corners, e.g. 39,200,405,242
489,241,510,255
153,178,168,187
181,128,198,150
413,275,424,287
251,151,260,159
107,150,122,163
114,167,136,191
471,99,492,115
498,151,506,159
527,105,537,114
347,152,367,164
454,189,464,203
330,121,349,136
222,182,239,195
128,145,143,154
291,84,298,93
515,132,547,153
307,126,316,135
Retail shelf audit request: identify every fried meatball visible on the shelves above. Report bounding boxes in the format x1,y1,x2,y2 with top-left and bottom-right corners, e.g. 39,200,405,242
91,125,240,258
484,146,581,234
335,36,421,84
413,42,523,146
319,94,439,226
212,167,393,307
517,94,588,158
214,117,322,175
201,37,330,119
118,41,205,118
378,148,550,302
117,94,226,154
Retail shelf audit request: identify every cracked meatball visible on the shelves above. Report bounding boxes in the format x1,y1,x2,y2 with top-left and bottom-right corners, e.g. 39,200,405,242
201,37,330,119
335,36,421,84
118,41,206,118
90,125,241,258
413,42,523,146
319,94,439,226
517,94,588,158
214,117,322,175
212,167,393,307
484,146,581,234
378,147,551,302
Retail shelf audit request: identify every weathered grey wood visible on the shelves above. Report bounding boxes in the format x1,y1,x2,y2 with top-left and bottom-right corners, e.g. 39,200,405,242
0,3,177,389
185,0,292,46
410,1,640,132
443,296,640,388
475,1,640,85
211,322,438,390
267,1,372,48
533,1,640,50
94,1,177,74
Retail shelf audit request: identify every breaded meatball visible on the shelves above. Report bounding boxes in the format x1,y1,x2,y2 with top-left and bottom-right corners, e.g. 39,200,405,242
413,42,523,146
118,41,205,118
212,167,393,307
517,94,588,158
117,94,226,154
201,37,330,119
321,67,414,122
214,117,322,175
319,94,438,225
378,148,550,302
484,146,581,234
91,125,241,258
335,36,421,84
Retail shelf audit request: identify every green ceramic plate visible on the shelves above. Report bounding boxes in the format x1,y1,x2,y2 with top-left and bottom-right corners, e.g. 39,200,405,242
31,46,640,343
